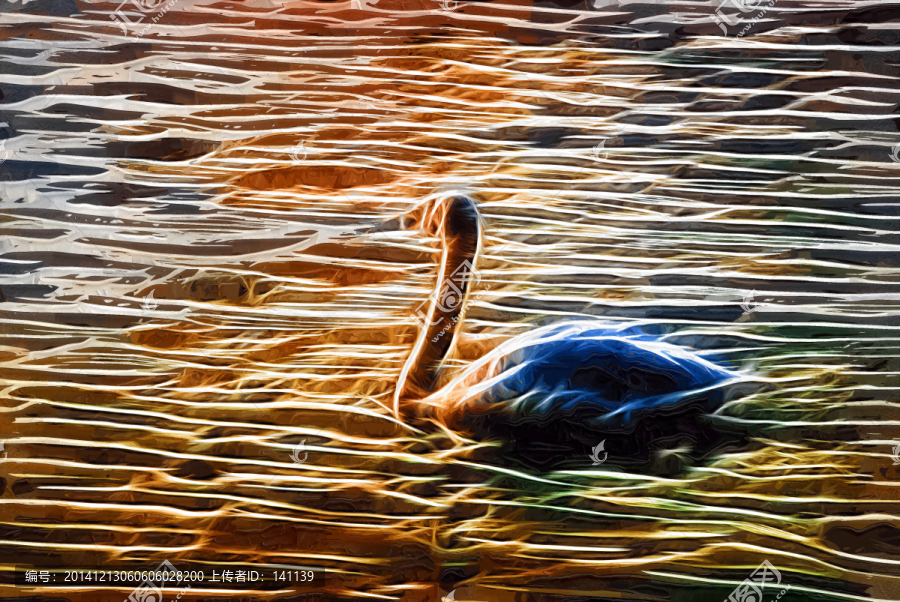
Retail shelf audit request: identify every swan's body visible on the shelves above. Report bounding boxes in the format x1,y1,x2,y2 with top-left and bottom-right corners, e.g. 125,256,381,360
393,194,745,467
422,320,738,429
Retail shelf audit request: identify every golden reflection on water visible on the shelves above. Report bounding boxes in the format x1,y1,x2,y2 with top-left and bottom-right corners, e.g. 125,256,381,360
1,0,900,600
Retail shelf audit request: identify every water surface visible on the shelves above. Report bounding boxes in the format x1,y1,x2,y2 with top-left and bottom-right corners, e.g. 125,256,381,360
1,0,899,600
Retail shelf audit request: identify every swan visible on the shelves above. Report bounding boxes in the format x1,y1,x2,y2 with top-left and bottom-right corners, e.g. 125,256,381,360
388,194,747,469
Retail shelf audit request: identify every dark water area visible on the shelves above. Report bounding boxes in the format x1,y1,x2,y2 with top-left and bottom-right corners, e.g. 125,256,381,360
1,0,900,600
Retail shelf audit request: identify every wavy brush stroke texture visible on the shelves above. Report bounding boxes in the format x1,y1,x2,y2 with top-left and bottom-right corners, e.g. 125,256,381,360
1,0,900,600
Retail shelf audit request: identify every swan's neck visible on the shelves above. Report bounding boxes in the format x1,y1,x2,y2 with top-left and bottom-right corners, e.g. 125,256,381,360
393,195,481,419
